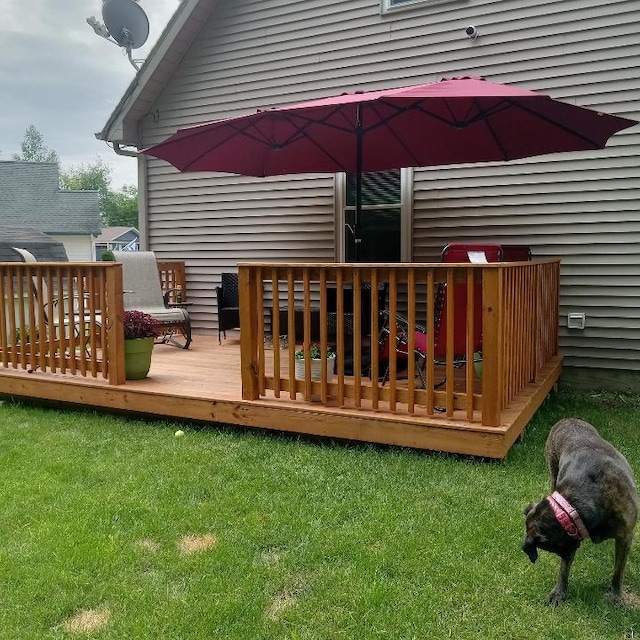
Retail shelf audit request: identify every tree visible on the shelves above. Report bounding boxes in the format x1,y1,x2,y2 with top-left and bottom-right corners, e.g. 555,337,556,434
61,158,138,228
102,184,139,228
12,125,59,164
12,126,138,228
60,157,111,199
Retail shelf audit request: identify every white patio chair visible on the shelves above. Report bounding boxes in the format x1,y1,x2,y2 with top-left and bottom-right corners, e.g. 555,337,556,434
113,250,192,349
10,247,102,360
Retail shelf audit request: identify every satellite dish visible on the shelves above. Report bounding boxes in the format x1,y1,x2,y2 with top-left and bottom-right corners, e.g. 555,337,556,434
102,0,149,50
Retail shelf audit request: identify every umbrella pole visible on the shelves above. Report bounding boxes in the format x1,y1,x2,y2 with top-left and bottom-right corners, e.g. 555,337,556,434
354,104,363,263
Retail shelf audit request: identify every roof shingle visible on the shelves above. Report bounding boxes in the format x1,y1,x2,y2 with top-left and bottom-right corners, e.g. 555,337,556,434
0,161,101,236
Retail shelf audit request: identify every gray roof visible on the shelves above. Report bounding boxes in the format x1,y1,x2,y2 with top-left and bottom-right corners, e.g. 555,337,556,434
0,227,69,261
0,161,102,236
94,226,139,244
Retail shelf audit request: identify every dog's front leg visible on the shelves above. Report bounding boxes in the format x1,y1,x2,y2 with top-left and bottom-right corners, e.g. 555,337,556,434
606,534,633,606
548,551,575,606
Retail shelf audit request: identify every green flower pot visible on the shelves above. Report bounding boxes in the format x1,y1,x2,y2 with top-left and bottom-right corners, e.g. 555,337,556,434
473,352,483,379
125,337,154,380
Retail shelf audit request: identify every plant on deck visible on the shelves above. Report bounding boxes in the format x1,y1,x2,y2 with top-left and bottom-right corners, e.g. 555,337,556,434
295,343,336,360
123,310,159,339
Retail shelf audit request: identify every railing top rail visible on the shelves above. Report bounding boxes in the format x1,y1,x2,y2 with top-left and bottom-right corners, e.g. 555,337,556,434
238,259,559,269
0,261,121,269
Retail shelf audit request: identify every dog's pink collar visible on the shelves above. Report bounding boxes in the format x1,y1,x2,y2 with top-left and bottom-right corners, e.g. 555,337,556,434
547,491,589,541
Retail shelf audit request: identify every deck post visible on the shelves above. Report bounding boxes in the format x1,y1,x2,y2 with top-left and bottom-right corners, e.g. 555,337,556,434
481,267,501,427
239,265,260,400
106,264,126,385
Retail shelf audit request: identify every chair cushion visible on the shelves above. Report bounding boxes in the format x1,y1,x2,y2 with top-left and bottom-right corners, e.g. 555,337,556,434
130,306,188,323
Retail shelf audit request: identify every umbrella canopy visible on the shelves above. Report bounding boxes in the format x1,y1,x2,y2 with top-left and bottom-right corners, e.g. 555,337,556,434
142,76,636,259
142,76,636,176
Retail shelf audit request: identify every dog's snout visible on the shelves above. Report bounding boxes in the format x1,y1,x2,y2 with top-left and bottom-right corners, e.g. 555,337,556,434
522,539,538,563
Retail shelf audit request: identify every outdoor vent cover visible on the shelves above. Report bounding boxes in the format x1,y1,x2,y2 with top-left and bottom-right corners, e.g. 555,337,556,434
567,313,586,330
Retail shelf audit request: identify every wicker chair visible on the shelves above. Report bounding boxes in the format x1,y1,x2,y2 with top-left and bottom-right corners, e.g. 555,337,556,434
216,272,240,343
113,251,192,349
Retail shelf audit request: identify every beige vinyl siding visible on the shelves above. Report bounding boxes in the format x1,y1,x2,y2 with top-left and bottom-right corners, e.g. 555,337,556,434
144,167,335,331
57,236,96,262
140,0,640,374
412,148,640,372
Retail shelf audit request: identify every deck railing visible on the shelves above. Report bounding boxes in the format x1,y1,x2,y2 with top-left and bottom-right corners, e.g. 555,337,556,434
0,261,126,384
0,259,188,386
157,260,187,303
238,261,560,427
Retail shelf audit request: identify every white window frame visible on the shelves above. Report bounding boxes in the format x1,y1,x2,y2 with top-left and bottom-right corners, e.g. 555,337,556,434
381,0,460,13
334,168,413,262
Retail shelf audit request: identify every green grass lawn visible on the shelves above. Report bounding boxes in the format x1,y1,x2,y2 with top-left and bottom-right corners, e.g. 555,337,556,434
0,390,638,639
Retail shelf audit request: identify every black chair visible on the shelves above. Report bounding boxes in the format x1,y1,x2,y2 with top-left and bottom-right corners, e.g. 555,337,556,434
216,272,240,343
327,280,388,337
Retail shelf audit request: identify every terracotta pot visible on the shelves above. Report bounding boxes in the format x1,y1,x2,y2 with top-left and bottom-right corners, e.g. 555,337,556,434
125,337,154,380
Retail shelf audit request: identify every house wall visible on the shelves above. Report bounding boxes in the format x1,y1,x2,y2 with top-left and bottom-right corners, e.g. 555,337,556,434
139,0,640,386
58,236,96,262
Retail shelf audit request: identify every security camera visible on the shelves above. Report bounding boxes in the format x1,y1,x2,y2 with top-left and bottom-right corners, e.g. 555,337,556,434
465,25,478,40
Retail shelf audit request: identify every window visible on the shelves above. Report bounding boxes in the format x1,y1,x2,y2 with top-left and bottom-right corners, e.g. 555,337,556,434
382,0,458,12
337,169,412,263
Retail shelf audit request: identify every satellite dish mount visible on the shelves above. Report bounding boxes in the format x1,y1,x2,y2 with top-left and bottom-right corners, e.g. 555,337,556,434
86,0,150,71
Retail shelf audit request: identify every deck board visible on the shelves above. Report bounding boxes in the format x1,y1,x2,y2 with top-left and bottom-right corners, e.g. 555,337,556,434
0,330,562,458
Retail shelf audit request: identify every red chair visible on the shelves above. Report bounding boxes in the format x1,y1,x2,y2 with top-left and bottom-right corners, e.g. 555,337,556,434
377,311,433,388
437,242,530,373
438,243,498,361
377,243,530,387
501,245,532,261
441,243,532,263
377,244,497,387
441,243,503,263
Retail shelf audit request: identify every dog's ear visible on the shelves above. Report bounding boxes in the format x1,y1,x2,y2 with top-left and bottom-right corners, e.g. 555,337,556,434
523,502,536,517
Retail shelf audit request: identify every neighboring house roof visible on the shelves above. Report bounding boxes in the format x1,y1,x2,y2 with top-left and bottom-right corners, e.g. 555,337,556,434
94,226,140,244
0,161,102,237
96,0,217,146
0,227,69,261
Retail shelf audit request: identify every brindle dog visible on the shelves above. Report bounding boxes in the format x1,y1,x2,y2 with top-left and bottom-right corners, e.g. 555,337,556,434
523,418,638,606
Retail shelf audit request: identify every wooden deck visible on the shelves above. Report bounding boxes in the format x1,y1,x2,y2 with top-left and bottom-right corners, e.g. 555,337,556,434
0,330,562,459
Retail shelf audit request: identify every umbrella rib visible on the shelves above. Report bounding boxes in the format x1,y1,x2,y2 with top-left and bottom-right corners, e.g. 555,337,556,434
502,98,605,148
411,99,510,128
156,119,278,171
363,101,425,166
439,97,605,148
467,98,511,161
275,109,355,171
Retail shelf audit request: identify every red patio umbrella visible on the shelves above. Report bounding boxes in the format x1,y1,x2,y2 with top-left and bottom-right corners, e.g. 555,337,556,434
142,76,636,258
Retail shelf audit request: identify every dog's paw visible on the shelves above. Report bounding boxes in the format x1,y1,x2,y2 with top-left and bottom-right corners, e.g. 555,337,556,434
548,588,567,606
604,588,626,608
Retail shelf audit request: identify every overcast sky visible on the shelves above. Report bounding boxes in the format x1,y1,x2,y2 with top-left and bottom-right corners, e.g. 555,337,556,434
0,0,181,189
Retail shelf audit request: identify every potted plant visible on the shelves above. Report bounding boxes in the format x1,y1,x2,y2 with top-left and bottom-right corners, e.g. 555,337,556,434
294,343,336,381
123,310,159,380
